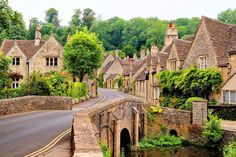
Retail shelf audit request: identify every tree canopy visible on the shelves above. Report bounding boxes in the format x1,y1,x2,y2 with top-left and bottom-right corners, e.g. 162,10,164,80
45,8,60,28
0,52,11,91
63,29,104,81
218,9,236,24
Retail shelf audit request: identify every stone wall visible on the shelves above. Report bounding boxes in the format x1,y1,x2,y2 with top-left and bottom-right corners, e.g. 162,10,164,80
0,96,72,117
192,100,208,127
148,107,192,139
72,98,146,157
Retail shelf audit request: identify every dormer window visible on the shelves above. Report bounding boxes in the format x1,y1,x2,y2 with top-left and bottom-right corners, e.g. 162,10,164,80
12,57,20,65
46,57,58,66
169,60,177,71
199,56,207,70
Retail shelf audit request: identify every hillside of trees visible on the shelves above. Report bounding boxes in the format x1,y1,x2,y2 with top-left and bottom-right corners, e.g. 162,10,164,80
1,0,236,57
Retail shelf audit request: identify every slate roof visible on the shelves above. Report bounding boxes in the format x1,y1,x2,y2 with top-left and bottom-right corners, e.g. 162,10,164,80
107,74,117,80
135,67,147,81
102,60,115,73
158,53,169,70
1,40,46,59
174,39,192,62
202,16,236,66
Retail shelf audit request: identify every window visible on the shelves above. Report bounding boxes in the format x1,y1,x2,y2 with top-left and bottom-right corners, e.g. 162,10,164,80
223,90,236,104
199,56,207,70
12,57,20,65
12,78,20,88
169,60,177,71
46,57,58,66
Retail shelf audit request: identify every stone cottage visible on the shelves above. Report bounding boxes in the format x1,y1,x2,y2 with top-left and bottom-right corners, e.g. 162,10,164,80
0,26,63,88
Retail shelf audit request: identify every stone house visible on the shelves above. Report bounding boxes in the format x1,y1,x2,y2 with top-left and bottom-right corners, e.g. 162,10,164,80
0,26,63,88
183,16,236,103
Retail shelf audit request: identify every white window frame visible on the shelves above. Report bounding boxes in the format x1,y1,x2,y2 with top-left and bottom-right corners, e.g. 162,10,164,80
46,57,58,66
12,57,20,65
223,90,236,104
12,78,20,88
199,56,207,70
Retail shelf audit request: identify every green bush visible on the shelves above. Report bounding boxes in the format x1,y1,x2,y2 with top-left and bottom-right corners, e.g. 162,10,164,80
179,97,203,111
1,88,24,98
21,71,50,96
224,141,236,157
99,141,111,157
69,82,89,98
139,134,182,149
202,114,223,146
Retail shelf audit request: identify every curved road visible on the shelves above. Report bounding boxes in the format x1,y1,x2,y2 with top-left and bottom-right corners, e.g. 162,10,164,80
0,89,141,157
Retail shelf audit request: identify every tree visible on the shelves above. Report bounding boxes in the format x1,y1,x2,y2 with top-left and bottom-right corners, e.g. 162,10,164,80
29,17,40,39
45,8,60,28
0,52,11,92
82,8,95,29
64,29,104,81
70,9,82,26
218,9,236,24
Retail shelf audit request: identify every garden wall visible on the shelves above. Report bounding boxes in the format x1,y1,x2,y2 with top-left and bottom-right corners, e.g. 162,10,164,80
0,96,72,117
148,107,192,139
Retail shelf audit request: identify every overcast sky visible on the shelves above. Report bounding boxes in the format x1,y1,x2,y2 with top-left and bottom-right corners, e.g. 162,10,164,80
9,0,236,27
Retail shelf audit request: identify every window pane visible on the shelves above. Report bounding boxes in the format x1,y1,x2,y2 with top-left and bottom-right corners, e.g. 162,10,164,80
46,58,49,66
12,58,15,65
230,91,236,104
16,58,20,65
50,58,53,66
223,91,229,104
54,58,58,66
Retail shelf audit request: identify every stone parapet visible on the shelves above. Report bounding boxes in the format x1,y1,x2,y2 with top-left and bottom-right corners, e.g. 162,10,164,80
0,96,72,117
192,100,208,127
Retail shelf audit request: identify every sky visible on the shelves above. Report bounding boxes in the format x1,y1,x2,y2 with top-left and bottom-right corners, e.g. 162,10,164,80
9,0,236,27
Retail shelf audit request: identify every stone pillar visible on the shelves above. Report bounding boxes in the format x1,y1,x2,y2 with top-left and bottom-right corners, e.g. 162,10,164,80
192,100,208,127
114,120,121,157
132,107,140,147
142,107,148,138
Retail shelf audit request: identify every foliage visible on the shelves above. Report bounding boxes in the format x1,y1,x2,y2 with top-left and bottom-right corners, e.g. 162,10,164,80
20,71,51,96
70,9,82,26
64,29,104,81
111,80,115,89
157,67,222,99
150,105,163,114
68,82,89,99
98,73,104,88
99,141,111,157
202,114,223,146
213,109,236,121
179,97,204,111
117,75,123,90
139,133,182,149
82,8,95,29
218,9,236,24
223,141,236,157
45,71,72,96
120,148,125,157
0,52,11,91
45,8,60,28
1,87,24,99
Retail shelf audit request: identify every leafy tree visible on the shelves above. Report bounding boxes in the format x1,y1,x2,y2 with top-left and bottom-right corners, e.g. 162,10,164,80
29,17,40,39
0,52,11,92
42,22,55,38
64,29,104,81
82,8,95,29
218,9,236,24
70,9,82,26
45,8,60,28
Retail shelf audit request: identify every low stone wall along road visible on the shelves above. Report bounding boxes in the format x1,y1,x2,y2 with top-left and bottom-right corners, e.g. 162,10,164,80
0,89,142,157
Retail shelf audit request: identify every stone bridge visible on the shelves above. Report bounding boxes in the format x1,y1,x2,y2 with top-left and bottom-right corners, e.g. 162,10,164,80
72,98,147,157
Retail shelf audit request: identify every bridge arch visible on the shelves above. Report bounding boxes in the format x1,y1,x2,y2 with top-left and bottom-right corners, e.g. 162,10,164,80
169,129,178,136
120,128,132,153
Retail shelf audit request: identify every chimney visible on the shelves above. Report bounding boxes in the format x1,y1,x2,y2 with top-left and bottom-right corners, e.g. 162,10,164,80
151,45,158,56
35,25,41,46
133,53,137,59
140,49,146,58
164,21,178,47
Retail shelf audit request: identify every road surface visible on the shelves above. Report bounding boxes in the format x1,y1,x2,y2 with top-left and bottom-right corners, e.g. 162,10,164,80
0,89,140,157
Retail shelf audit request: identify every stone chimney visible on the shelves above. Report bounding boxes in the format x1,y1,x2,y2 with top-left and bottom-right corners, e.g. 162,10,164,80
164,21,178,47
151,45,158,56
133,53,137,59
140,49,146,58
35,25,41,46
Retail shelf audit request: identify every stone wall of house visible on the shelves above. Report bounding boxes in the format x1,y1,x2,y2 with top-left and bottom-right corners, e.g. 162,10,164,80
0,96,72,117
148,107,192,138
31,36,63,74
183,21,218,69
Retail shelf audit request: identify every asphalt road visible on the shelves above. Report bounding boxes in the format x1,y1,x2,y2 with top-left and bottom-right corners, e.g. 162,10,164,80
0,88,136,157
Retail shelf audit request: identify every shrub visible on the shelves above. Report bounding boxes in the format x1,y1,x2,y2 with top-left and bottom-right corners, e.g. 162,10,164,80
98,73,104,88
99,141,111,157
117,75,123,90
179,97,203,111
202,114,223,146
21,71,50,96
1,88,24,98
69,82,89,98
223,141,236,157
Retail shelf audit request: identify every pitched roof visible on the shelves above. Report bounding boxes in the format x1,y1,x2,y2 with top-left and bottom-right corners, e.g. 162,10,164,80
174,39,192,62
158,52,169,70
135,67,147,81
202,16,235,66
1,40,46,59
107,74,117,80
102,60,115,73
